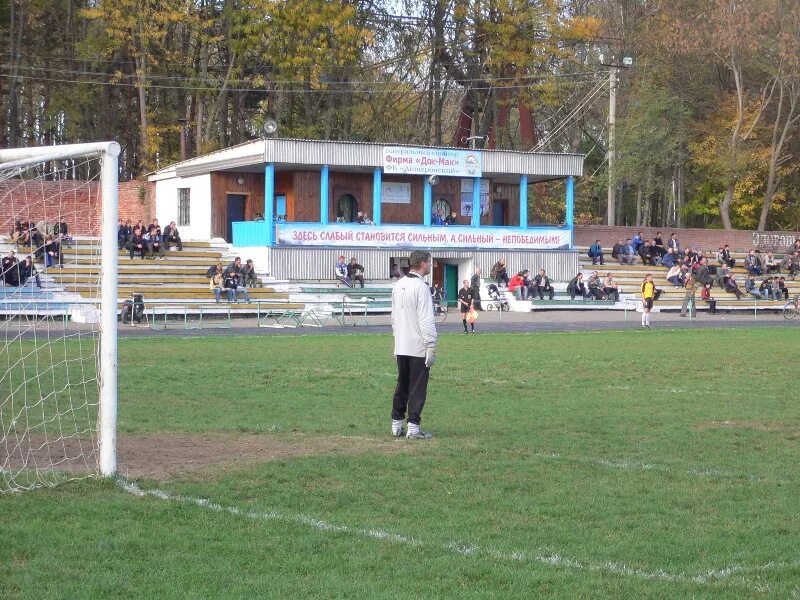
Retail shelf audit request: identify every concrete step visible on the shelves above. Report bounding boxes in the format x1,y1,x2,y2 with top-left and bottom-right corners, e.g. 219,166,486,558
68,287,285,298
58,248,224,259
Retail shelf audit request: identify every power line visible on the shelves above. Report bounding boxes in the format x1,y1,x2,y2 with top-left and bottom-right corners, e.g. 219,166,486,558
0,71,603,95
1,61,603,87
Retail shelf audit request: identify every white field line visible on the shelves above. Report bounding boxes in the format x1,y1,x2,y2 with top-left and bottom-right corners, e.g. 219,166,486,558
118,480,798,590
529,451,789,483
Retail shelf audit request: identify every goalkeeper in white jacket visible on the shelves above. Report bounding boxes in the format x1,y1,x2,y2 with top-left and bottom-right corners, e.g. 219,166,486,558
390,250,438,439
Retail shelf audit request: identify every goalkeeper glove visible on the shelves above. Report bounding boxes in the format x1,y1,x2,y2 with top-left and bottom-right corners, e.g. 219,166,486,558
424,347,437,368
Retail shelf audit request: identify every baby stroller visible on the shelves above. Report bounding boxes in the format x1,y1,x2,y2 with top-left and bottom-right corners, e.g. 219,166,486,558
120,293,145,325
485,284,510,311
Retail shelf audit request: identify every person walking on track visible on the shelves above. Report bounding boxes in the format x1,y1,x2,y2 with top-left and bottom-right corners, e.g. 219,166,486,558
458,279,475,334
641,273,658,328
390,250,438,439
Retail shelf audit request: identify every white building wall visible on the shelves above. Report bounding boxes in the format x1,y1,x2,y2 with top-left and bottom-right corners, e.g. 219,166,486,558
155,173,212,240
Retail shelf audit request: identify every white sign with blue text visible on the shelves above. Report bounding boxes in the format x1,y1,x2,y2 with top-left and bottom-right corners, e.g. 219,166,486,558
277,223,570,250
383,146,482,177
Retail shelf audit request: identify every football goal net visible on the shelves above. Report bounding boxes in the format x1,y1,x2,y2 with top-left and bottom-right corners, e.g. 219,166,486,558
0,143,119,492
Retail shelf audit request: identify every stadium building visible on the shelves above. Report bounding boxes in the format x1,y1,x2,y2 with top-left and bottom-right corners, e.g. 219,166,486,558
148,138,585,289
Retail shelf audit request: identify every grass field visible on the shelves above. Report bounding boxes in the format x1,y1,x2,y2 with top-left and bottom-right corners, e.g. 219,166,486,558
1,328,799,598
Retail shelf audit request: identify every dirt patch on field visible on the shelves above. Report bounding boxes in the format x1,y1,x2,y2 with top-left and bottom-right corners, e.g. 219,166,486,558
118,432,414,480
3,432,420,482
693,420,800,435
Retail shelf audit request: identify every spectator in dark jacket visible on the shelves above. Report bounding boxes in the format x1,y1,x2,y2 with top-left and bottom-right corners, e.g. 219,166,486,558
490,259,509,287
652,232,666,258
44,234,63,268
347,257,365,288
588,240,604,265
224,257,243,284
661,248,676,268
145,224,165,259
638,241,653,266
717,245,735,268
129,227,146,259
777,277,789,299
118,219,132,250
534,269,555,300
723,273,743,299
611,239,625,264
744,250,762,276
667,233,680,254
162,221,183,251
224,271,250,303
586,272,605,299
2,250,20,286
240,259,258,287
470,269,483,310
567,273,587,300
19,256,42,288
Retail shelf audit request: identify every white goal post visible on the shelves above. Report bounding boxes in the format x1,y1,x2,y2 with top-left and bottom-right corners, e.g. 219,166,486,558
0,142,120,486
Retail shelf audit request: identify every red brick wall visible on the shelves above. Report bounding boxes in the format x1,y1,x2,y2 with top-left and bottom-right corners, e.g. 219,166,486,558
0,179,155,235
118,180,155,225
575,225,800,253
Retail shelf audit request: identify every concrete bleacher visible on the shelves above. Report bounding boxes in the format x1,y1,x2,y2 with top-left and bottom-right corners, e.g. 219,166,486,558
4,234,795,323
570,245,798,314
0,237,305,322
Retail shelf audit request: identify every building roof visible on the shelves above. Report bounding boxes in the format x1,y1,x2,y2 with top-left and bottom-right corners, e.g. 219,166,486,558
149,138,584,182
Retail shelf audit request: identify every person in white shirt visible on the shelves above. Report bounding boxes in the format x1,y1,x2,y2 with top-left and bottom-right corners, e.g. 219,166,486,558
666,264,684,287
390,250,437,439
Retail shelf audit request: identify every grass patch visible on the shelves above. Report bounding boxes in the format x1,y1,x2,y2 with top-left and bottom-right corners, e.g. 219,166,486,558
1,328,799,598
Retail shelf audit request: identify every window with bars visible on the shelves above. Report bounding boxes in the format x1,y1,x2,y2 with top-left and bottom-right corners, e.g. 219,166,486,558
433,197,451,218
178,188,190,226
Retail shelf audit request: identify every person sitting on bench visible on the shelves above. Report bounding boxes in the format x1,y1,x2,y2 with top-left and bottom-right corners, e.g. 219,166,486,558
586,272,605,300
701,284,717,314
144,224,165,259
588,240,604,265
603,272,620,302
567,273,587,300
2,250,20,286
723,273,743,299
534,268,555,300
129,227,146,259
224,270,250,303
162,221,183,251
224,257,243,285
44,234,63,268
118,219,132,250
209,266,227,302
335,255,351,287
240,259,258,287
508,271,527,300
19,256,42,288
347,257,365,288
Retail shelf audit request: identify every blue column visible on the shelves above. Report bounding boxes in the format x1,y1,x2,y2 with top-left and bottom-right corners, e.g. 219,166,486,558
519,174,528,228
423,176,432,226
264,163,275,245
565,175,575,248
471,177,481,228
320,165,329,225
372,168,382,225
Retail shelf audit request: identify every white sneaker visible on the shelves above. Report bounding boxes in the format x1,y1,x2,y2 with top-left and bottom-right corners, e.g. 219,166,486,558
391,420,405,438
406,430,433,440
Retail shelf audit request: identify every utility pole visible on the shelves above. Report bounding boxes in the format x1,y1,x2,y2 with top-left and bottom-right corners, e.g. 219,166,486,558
607,66,618,226
600,56,632,226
